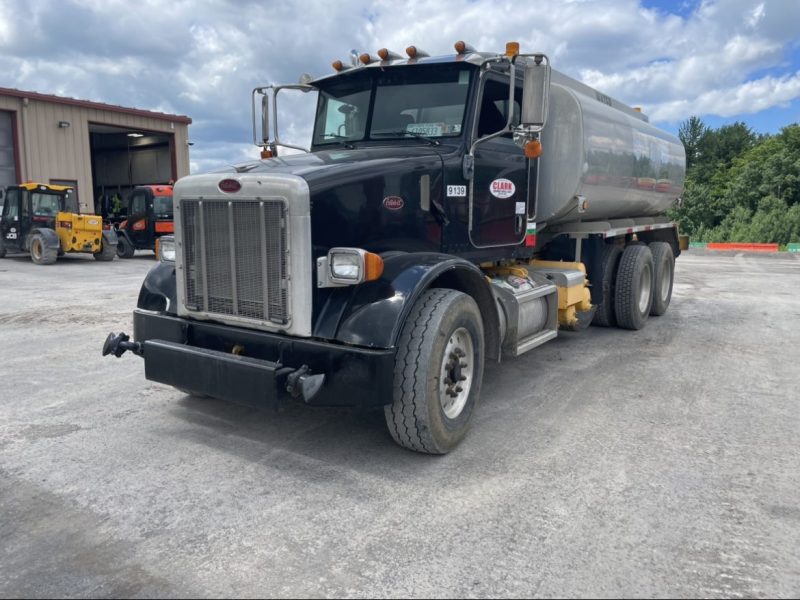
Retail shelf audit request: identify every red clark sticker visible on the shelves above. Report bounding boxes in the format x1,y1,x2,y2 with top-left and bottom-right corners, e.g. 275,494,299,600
490,178,515,199
383,196,404,210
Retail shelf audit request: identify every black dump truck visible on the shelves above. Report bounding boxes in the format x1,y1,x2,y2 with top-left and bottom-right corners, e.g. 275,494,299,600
105,42,685,454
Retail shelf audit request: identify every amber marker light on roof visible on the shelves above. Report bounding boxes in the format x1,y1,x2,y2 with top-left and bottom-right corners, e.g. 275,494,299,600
405,46,430,59
454,40,475,54
377,48,401,61
332,60,344,71
506,41,520,57
359,53,374,65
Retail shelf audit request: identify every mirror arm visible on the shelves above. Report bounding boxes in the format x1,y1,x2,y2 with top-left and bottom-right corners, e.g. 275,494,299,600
252,83,315,155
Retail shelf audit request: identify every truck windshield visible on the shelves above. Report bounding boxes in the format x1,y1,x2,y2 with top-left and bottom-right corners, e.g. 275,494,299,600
312,65,473,146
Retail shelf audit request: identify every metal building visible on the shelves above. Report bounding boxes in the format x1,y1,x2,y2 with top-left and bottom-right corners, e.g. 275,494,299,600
0,87,191,215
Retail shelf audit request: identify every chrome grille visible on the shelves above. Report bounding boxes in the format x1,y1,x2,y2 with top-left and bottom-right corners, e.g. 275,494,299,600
181,199,289,325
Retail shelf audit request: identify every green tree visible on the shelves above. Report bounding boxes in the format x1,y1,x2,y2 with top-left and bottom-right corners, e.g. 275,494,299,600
672,122,800,243
678,116,706,171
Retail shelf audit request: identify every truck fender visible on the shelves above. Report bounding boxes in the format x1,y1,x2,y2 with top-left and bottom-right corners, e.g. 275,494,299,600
137,261,177,313
25,227,60,251
323,253,502,361
102,229,119,246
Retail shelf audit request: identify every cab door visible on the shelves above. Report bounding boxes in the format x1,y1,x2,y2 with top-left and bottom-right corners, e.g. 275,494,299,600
126,188,152,248
470,76,529,247
1,188,23,251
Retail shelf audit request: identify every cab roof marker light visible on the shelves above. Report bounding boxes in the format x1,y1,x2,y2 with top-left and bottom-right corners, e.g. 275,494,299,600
377,48,402,61
332,60,353,72
454,40,475,54
405,46,430,59
359,53,377,65
505,41,520,57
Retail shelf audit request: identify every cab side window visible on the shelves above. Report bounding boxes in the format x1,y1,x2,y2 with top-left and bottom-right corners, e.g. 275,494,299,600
4,189,19,219
130,192,147,215
477,78,522,137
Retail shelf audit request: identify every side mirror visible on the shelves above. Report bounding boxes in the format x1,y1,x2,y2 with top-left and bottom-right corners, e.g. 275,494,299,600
261,94,270,145
520,55,551,130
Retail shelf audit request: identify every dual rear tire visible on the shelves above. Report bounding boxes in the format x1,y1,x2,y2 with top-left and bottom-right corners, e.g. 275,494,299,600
593,241,675,331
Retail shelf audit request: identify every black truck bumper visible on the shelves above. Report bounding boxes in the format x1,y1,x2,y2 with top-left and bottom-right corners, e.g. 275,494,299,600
132,310,396,409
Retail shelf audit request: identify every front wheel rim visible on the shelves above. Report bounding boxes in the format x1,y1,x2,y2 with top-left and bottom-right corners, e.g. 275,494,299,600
439,327,474,420
32,240,41,260
638,264,652,314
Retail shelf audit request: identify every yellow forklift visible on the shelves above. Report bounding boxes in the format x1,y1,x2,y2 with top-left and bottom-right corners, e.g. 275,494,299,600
0,182,117,264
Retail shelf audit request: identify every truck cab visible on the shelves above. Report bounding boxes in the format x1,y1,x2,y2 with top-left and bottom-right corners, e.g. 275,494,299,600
105,42,685,454
115,184,174,258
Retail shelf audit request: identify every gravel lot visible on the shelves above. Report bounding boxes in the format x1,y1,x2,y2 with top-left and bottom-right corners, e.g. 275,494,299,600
1,250,799,598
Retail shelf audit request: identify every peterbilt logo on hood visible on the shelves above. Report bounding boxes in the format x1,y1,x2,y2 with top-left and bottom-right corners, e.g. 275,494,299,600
383,196,404,210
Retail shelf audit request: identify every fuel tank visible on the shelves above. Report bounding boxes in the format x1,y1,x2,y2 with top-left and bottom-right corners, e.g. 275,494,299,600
537,71,686,226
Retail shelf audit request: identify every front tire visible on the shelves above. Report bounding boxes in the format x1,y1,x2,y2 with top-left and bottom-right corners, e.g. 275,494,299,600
116,237,135,258
614,244,654,330
384,289,485,454
0,236,6,258
30,233,58,265
649,242,675,316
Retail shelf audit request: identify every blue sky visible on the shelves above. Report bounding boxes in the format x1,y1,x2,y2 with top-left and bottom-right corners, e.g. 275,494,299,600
0,0,798,171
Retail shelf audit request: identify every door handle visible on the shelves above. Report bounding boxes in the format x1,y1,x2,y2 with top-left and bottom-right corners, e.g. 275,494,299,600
515,214,524,235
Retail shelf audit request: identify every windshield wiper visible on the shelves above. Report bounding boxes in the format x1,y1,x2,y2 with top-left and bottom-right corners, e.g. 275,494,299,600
321,133,356,149
372,130,441,146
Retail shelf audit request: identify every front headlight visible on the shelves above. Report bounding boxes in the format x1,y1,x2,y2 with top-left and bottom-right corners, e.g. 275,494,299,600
330,250,363,281
317,247,385,287
157,236,176,262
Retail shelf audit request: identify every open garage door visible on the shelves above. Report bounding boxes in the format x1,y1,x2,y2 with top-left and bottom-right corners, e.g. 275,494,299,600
89,123,175,222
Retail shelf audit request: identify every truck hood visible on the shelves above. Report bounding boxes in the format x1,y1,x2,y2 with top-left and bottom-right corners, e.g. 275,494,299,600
215,145,443,194
214,146,446,254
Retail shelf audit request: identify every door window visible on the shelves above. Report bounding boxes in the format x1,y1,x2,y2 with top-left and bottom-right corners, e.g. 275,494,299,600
130,192,147,215
476,78,522,137
3,188,19,220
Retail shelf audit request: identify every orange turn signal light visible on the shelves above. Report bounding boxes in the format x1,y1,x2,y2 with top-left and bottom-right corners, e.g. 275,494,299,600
506,41,520,57
332,60,344,71
364,252,384,281
524,139,542,159
405,46,429,59
359,53,373,65
455,40,466,54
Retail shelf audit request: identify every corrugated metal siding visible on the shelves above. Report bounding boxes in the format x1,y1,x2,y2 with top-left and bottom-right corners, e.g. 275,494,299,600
0,92,190,213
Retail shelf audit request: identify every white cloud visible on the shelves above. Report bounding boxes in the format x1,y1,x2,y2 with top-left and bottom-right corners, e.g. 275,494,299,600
0,0,798,171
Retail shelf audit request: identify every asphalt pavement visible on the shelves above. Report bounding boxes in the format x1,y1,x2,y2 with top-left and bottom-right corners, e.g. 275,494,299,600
1,250,799,598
